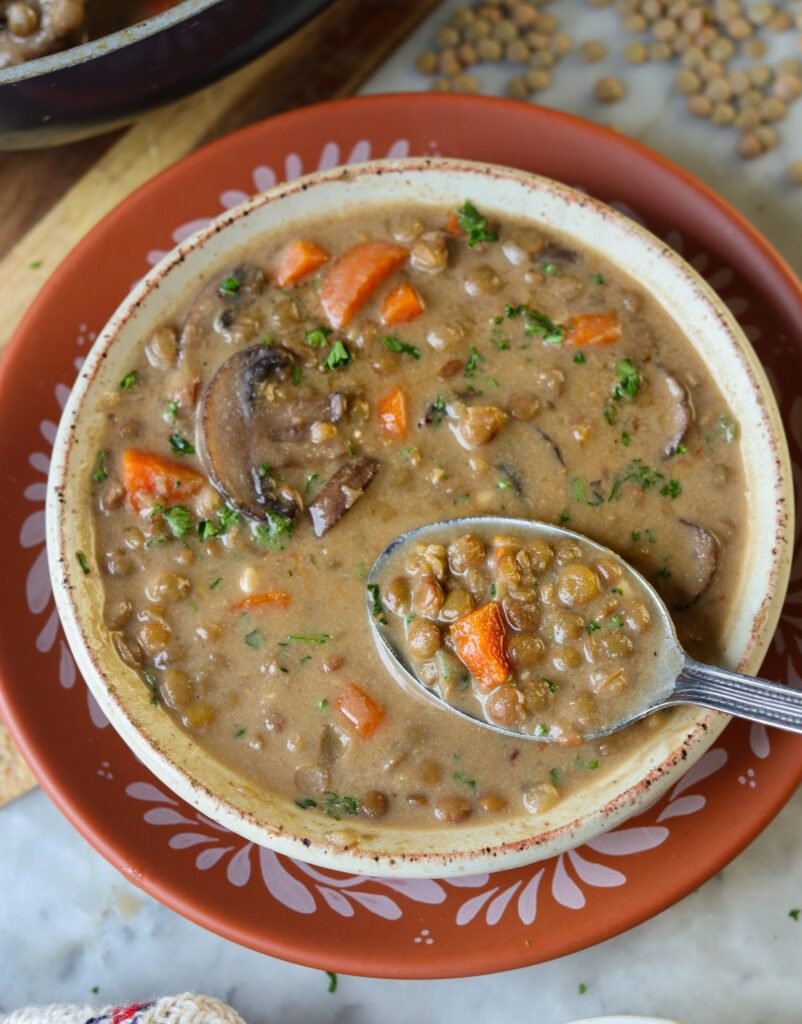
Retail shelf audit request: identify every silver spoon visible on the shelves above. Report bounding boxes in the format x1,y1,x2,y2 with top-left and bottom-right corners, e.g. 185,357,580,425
367,515,802,742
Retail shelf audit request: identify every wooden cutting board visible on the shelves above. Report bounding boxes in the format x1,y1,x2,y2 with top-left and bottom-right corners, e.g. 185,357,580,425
0,0,440,805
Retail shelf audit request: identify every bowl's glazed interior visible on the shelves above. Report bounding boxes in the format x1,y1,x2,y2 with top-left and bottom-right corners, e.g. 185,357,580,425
46,158,793,877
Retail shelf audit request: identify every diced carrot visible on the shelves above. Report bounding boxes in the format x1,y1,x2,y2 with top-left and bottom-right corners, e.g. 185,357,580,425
446,210,461,235
450,602,511,693
320,241,407,328
380,282,425,326
335,683,385,738
275,240,329,287
122,449,204,513
564,311,622,348
230,591,292,611
376,385,409,440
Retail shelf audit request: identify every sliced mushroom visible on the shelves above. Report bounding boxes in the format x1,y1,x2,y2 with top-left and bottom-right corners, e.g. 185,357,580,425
308,457,380,537
538,242,578,265
659,519,719,611
180,262,265,362
199,344,347,522
496,461,524,497
656,367,694,459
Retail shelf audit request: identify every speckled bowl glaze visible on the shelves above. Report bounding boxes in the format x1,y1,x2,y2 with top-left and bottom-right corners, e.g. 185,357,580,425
46,158,793,878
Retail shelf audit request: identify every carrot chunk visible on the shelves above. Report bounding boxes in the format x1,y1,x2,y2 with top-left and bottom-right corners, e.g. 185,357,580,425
122,449,204,513
231,591,292,611
380,282,425,326
275,240,329,287
450,602,511,692
564,311,622,348
320,241,407,328
335,683,385,738
376,385,409,439
445,210,461,235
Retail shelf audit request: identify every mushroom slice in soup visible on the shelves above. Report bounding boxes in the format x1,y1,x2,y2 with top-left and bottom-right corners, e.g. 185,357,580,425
656,367,694,460
308,456,380,537
661,519,720,610
180,262,266,358
199,344,347,522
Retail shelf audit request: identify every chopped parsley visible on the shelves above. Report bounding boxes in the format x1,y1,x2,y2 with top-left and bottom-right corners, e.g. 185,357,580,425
76,551,90,575
322,791,359,819
578,982,588,995
612,587,624,595
155,504,193,538
305,472,320,493
612,358,640,402
166,399,180,421
91,450,108,483
607,615,624,628
382,334,421,359
572,477,586,503
621,430,631,447
549,767,561,784
558,509,570,525
218,275,241,295
245,629,265,649
325,971,338,994
573,352,586,365
254,510,294,549
29,259,43,270
367,583,387,624
324,340,352,371
119,370,139,390
504,303,565,345
284,633,331,644
291,364,302,386
169,433,195,456
608,458,681,503
453,770,477,790
143,669,160,706
589,273,605,285
304,325,331,348
456,200,498,247
210,577,223,590
657,564,672,579
425,394,447,426
586,620,601,634
464,346,484,377
790,908,800,921
536,723,549,737
198,504,241,540
576,757,600,770
295,798,317,810
497,477,513,491
234,726,246,738
603,403,618,425
318,698,329,711
542,261,559,277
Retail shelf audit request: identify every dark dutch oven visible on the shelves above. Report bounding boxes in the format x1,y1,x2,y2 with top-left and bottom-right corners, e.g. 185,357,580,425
0,0,332,149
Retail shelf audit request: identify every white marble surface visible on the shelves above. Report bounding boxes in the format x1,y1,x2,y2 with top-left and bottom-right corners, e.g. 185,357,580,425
3,1,802,1020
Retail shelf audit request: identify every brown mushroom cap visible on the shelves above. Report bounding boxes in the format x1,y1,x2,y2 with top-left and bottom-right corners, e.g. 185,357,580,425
656,366,694,459
198,344,347,522
658,519,720,610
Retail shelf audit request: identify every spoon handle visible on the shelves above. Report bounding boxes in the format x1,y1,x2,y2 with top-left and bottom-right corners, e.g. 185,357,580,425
673,657,802,735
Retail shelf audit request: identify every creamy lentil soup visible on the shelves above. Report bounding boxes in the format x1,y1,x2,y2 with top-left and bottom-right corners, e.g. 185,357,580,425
84,200,745,828
376,522,670,741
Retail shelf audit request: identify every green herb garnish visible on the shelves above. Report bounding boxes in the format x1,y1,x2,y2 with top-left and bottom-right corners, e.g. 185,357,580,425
505,303,565,345
325,971,338,994
324,340,352,371
453,770,477,790
367,583,387,624
719,414,738,443
234,726,246,738
542,261,559,277
612,358,640,401
550,768,561,784
296,798,317,810
573,352,586,364
91,450,108,483
166,399,180,421
558,509,570,525
607,615,624,628
578,982,588,995
660,478,683,500
76,551,90,575
322,791,359,819
169,433,195,456
456,200,499,247
790,908,800,921
285,633,331,644
382,334,421,359
245,629,265,649
304,325,332,348
218,275,241,295
210,577,223,590
586,620,600,634
291,364,302,386
119,370,139,390
143,669,160,706
305,472,320,493
464,346,484,377
576,757,600,770
254,510,294,549
572,477,586,503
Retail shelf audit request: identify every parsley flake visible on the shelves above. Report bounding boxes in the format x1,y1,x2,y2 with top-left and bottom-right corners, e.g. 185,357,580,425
169,433,195,456
218,275,241,295
324,340,352,371
91,450,108,483
456,201,499,247
245,629,264,649
304,325,331,348
119,370,139,390
453,770,477,790
325,971,338,994
76,551,90,575
254,511,294,549
382,334,420,359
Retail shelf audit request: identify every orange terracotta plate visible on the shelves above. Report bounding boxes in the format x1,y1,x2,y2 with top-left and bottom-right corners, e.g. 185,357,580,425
1,94,801,979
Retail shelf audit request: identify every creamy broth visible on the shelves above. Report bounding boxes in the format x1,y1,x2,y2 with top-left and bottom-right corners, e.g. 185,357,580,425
85,201,745,828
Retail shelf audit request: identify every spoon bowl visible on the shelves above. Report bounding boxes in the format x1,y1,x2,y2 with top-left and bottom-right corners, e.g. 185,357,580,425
368,516,802,742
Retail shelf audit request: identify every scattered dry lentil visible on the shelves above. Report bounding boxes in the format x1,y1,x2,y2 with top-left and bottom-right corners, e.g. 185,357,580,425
580,39,607,63
594,75,627,102
787,161,802,185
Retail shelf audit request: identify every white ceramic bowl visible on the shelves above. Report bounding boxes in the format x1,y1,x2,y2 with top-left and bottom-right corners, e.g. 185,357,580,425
46,158,793,877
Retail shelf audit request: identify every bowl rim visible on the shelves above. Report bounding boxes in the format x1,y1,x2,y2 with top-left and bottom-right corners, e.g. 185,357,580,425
0,0,221,85
46,154,794,878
